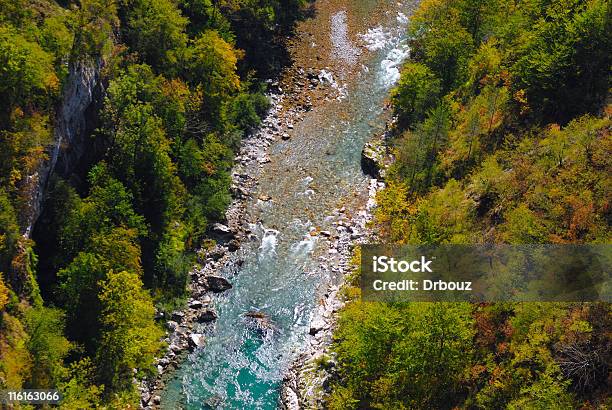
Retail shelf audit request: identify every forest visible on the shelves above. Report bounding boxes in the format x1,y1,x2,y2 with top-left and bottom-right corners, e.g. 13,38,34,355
327,0,611,409
0,0,305,406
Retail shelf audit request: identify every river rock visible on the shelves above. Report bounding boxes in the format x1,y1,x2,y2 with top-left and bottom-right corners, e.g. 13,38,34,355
142,391,151,406
171,311,185,322
212,223,231,234
258,194,272,201
197,308,218,323
227,239,240,252
189,333,206,348
281,385,300,410
207,245,227,261
309,316,328,336
211,223,236,240
361,137,386,179
188,300,203,309
169,343,182,354
206,275,233,292
244,311,278,336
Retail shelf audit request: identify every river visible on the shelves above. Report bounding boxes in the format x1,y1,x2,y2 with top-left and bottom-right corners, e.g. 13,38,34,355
162,1,412,408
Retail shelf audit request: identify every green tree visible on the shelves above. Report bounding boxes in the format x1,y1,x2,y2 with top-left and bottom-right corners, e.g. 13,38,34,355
96,270,163,394
24,306,71,389
58,358,104,410
185,29,242,125
120,0,188,70
511,0,611,122
106,103,185,234
331,302,475,409
392,62,441,128
0,191,19,275
58,166,146,265
58,228,142,351
228,91,270,131
72,0,119,58
0,26,58,116
409,3,474,92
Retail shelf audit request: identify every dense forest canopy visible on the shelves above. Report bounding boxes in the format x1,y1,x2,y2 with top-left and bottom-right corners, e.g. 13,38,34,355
0,0,609,407
0,0,306,405
328,0,611,409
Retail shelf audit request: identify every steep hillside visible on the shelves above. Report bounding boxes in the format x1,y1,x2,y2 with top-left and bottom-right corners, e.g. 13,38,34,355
328,0,611,408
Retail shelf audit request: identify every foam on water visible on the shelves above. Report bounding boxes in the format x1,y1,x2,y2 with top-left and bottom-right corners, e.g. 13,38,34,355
318,69,349,100
380,43,410,86
359,26,392,51
301,176,314,185
259,227,279,260
289,233,318,257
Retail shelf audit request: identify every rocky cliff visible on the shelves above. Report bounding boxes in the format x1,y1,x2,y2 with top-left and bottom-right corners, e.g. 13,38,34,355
23,59,103,237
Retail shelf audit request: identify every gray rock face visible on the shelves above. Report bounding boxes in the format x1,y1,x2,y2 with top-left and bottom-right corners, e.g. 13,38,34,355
24,60,103,237
53,61,101,176
205,275,233,293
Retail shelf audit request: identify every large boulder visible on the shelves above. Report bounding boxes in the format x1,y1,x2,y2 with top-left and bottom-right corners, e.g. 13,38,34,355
309,316,328,336
188,299,203,309
244,311,278,337
205,275,232,293
197,308,218,323
207,245,227,261
210,223,237,242
189,333,206,349
171,311,185,322
360,136,387,179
